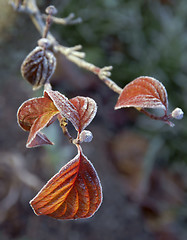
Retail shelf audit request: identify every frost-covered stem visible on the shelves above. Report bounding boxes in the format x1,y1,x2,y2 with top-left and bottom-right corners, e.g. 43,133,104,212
28,0,55,43
64,55,123,95
54,47,123,94
42,14,51,38
43,6,58,38
42,13,82,25
140,108,175,127
101,76,122,95
10,0,122,95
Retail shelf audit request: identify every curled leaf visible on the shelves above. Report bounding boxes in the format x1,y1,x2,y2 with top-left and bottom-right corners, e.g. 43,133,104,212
44,90,79,129
30,146,102,219
45,91,97,133
70,96,97,133
115,76,168,111
29,132,54,148
17,90,98,147
17,96,59,147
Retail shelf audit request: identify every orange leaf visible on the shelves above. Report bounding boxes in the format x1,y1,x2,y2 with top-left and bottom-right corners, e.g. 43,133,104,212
70,96,97,133
17,97,58,131
17,97,59,147
115,76,168,111
30,146,102,219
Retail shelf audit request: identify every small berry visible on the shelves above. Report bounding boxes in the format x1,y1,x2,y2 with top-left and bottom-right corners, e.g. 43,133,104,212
171,108,184,120
79,130,93,143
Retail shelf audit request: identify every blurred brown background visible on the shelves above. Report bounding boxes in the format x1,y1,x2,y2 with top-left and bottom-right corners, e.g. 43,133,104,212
0,0,187,239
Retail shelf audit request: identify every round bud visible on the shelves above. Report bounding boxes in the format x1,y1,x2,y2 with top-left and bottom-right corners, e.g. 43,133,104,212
21,46,56,90
79,130,93,143
171,107,184,120
37,38,51,49
45,5,58,15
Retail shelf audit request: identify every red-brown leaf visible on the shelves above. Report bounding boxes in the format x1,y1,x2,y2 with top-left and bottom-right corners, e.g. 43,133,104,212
30,146,102,219
17,97,59,147
45,91,97,133
69,96,97,133
28,132,54,148
44,90,79,130
115,76,168,111
17,97,58,131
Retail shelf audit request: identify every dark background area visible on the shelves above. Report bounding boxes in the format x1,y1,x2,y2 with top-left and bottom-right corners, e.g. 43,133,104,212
0,0,187,239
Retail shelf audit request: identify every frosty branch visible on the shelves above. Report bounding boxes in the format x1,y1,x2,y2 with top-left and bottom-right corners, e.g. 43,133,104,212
10,0,184,126
10,0,122,95
10,0,184,221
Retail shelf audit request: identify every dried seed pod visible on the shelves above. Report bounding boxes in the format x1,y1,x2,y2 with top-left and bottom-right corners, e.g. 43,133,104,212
21,43,56,90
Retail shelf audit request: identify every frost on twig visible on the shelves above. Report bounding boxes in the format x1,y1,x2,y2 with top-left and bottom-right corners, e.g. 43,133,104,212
54,44,85,58
10,0,122,96
42,13,82,25
98,66,113,79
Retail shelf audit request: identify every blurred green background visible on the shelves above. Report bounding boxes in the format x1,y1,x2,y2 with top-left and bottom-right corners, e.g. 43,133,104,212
0,0,187,239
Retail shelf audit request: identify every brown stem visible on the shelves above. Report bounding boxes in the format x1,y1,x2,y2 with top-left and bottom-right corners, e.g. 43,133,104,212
42,13,82,25
58,116,73,143
43,14,51,38
140,108,175,127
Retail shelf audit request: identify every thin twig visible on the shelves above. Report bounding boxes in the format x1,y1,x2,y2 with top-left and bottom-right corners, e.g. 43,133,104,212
140,108,175,127
10,0,122,95
43,14,51,38
55,44,85,58
42,13,82,25
58,116,73,143
55,49,122,94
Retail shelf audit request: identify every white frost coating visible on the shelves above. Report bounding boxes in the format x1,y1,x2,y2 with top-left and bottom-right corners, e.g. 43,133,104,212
115,76,168,111
171,108,184,120
80,97,97,131
70,97,97,129
45,90,80,130
115,95,167,110
82,101,88,111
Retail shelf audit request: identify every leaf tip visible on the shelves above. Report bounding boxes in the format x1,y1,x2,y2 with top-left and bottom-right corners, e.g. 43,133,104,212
26,132,54,148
